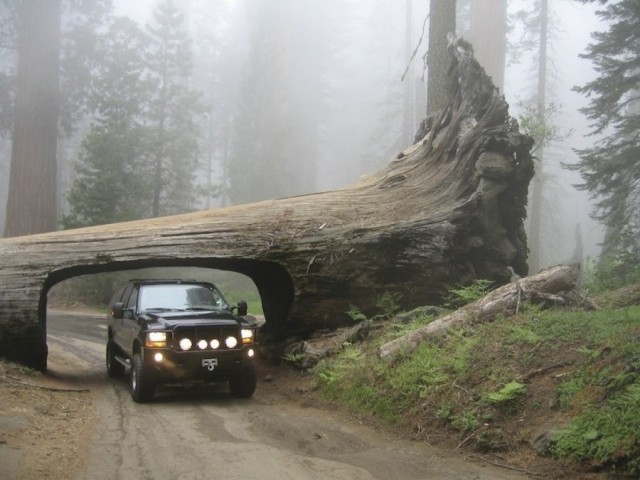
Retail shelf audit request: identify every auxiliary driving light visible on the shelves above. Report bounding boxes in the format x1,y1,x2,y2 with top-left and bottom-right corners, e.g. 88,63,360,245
247,348,255,358
210,339,220,349
179,338,193,351
197,339,208,350
154,352,164,362
225,336,238,349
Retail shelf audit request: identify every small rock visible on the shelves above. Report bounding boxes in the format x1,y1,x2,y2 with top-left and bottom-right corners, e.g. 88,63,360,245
531,430,558,454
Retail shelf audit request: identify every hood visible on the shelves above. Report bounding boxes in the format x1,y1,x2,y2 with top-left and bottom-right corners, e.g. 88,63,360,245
143,310,240,329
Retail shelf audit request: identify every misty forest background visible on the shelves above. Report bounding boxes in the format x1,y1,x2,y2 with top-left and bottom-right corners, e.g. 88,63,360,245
0,0,638,293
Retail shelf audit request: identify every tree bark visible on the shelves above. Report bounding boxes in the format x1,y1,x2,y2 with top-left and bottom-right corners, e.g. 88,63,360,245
4,0,61,237
427,0,456,115
378,264,582,363
0,37,534,371
527,0,549,273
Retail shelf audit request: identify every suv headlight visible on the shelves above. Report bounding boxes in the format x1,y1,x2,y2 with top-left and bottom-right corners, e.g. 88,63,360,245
241,329,254,345
146,331,167,348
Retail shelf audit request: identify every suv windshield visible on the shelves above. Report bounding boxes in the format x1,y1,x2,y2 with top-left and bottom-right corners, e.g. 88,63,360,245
138,284,229,312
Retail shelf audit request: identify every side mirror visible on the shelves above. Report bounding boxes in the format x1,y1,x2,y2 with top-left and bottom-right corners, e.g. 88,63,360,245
111,302,124,319
237,300,248,316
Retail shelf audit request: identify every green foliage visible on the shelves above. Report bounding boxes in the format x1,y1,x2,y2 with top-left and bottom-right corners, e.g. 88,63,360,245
583,254,640,295
508,325,541,345
63,2,207,228
61,121,150,228
50,271,128,307
225,291,263,315
517,101,570,154
145,0,205,216
282,353,304,366
554,384,640,474
312,295,640,474
346,305,368,323
313,344,399,423
444,279,493,308
568,0,640,267
19,366,39,375
485,381,527,404
451,411,480,434
374,292,402,318
384,314,435,341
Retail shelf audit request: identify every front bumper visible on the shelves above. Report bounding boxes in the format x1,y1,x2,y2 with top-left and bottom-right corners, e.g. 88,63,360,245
142,345,256,383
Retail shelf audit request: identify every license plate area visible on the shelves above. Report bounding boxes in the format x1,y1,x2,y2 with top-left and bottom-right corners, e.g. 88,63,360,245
202,358,218,371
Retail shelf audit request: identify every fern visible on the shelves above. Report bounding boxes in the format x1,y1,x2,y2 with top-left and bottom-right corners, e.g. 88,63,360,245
445,279,493,308
485,381,527,404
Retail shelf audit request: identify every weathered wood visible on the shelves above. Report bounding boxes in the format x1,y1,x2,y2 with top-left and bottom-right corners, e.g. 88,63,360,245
0,37,534,371
280,321,372,369
377,264,582,363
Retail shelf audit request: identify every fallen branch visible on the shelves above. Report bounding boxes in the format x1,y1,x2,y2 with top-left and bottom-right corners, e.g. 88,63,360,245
378,265,582,363
516,361,574,382
473,455,546,477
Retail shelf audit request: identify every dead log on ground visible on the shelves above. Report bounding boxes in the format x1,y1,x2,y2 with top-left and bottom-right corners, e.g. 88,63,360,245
280,321,371,369
0,37,534,371
378,264,583,363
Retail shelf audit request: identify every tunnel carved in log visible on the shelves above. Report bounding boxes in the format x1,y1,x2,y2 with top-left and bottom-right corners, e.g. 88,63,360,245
0,37,534,370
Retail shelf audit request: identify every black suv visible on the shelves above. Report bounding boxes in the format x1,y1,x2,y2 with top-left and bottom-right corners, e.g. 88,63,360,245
106,279,258,403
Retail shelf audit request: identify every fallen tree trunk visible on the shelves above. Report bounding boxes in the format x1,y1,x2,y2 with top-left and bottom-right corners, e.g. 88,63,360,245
378,264,583,363
0,37,534,371
279,321,372,369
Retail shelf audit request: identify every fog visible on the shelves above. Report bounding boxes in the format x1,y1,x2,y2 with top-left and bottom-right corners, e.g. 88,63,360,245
0,0,607,270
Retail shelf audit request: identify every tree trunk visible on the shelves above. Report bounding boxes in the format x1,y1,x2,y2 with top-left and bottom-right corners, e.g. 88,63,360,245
4,0,61,237
527,0,549,273
427,0,456,115
0,37,534,371
378,264,582,363
469,0,507,92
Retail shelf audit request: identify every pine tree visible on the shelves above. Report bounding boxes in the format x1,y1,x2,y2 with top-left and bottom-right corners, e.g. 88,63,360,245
569,0,640,281
145,0,204,216
62,17,151,228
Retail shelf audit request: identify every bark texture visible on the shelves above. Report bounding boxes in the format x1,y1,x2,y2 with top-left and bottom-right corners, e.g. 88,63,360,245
0,37,534,371
427,0,456,114
5,0,61,237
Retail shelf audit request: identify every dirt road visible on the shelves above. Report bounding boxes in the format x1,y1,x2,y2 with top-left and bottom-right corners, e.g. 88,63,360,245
1,312,527,479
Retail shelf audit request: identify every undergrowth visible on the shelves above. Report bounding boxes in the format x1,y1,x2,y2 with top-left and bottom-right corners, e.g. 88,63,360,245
312,289,640,476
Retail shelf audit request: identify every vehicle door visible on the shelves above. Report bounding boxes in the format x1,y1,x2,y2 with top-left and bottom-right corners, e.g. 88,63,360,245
121,285,140,354
112,283,133,348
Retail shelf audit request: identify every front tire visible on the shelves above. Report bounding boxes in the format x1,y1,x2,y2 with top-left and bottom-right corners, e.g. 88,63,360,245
106,339,125,378
130,353,155,403
229,364,257,398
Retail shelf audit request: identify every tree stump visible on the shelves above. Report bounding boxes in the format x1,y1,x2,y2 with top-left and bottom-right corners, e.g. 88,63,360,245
0,37,534,371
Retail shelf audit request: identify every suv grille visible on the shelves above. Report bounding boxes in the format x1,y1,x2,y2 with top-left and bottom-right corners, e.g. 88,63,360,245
172,325,240,351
